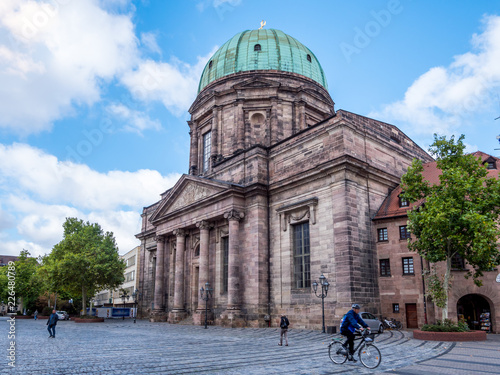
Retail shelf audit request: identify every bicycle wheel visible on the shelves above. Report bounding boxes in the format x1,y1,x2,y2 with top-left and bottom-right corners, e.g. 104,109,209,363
328,341,347,364
359,343,381,369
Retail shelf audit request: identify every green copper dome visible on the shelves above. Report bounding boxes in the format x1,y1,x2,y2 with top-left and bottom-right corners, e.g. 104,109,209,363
198,29,328,93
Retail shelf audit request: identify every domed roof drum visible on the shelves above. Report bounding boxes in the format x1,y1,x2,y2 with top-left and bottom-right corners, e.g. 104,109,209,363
198,29,328,93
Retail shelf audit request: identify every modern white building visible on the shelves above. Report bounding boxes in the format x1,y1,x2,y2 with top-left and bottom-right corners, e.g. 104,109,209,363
95,246,140,307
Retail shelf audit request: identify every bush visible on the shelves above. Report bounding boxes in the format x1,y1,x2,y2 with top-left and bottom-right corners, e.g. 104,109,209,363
421,319,470,332
42,306,53,316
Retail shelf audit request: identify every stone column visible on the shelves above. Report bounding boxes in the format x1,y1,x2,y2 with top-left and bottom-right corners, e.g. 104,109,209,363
196,220,212,309
224,209,244,310
188,121,198,175
236,101,245,151
212,107,219,158
169,229,187,323
150,236,167,321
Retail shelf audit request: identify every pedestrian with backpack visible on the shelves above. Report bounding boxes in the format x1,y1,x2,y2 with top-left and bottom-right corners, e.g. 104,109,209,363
278,314,290,346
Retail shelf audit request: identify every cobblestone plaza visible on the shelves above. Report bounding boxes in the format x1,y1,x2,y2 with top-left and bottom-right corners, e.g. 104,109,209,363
1,318,499,374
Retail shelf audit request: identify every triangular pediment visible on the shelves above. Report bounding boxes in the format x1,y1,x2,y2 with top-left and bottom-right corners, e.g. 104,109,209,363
233,77,280,90
149,175,233,223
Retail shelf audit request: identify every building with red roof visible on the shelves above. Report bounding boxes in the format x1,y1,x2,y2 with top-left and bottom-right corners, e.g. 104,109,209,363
373,151,500,331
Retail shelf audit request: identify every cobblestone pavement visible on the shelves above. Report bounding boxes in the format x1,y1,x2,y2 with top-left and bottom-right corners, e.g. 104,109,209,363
0,318,498,374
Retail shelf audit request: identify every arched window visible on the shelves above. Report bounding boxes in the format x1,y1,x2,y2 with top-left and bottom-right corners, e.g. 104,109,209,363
254,44,261,51
307,54,312,62
208,60,213,69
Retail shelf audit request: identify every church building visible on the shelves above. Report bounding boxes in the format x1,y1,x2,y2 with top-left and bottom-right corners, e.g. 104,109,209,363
135,28,433,328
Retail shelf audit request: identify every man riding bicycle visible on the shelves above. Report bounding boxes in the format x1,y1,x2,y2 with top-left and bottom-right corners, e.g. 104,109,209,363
340,304,370,362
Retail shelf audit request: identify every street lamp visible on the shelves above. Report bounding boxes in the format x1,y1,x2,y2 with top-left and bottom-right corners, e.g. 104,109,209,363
132,289,141,324
120,292,130,320
200,282,213,329
312,274,329,333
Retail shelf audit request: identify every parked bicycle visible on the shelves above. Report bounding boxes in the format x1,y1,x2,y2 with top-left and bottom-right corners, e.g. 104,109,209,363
382,317,402,330
328,329,382,369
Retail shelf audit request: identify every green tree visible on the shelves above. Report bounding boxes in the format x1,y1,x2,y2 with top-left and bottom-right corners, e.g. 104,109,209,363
48,218,126,315
0,250,42,313
401,134,500,319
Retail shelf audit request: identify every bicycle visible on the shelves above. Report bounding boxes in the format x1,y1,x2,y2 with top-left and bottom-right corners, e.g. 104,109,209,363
328,329,382,369
382,317,402,330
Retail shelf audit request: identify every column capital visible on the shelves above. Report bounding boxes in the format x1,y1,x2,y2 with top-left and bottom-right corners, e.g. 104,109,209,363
173,228,186,237
155,235,165,243
196,220,213,231
224,209,244,222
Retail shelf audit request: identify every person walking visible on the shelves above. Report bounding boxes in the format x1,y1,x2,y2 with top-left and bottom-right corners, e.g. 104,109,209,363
47,310,58,338
278,314,290,346
340,304,370,362
34,310,38,320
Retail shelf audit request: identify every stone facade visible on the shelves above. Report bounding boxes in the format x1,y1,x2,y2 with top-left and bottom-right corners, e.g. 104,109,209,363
135,29,433,329
135,71,433,328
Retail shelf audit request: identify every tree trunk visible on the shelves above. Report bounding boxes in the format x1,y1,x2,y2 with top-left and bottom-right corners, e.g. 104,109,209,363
54,292,57,310
442,256,452,320
81,286,86,316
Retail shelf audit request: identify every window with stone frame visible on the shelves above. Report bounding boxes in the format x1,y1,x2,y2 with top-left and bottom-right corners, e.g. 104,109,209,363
402,257,414,275
451,253,466,270
379,259,391,277
399,225,411,240
202,130,211,172
393,303,399,313
377,228,388,242
222,236,229,293
293,222,310,289
399,195,409,207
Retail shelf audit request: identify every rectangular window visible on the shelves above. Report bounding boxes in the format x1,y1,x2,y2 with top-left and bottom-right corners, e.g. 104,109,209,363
451,253,465,270
402,257,414,275
393,303,400,313
399,225,411,240
203,131,212,172
379,259,391,277
293,222,310,289
377,228,388,242
126,255,136,267
399,196,409,207
124,271,135,282
222,236,229,293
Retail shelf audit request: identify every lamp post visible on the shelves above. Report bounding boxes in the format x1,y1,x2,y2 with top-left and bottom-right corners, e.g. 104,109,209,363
200,282,212,329
312,274,329,333
132,289,140,324
120,292,130,320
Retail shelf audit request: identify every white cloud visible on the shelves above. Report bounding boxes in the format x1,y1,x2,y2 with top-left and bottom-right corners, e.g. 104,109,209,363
140,32,161,55
197,0,242,11
121,47,216,115
372,15,500,137
0,143,181,256
107,103,162,134
0,0,138,135
0,143,180,210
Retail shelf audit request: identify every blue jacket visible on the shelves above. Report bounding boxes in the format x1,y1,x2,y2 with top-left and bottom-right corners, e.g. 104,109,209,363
47,313,58,326
341,310,368,333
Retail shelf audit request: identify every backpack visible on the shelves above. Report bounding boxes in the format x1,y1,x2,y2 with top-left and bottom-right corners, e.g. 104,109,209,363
280,317,288,328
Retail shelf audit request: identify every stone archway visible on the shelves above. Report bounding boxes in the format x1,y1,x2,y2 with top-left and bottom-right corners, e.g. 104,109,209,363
456,294,491,331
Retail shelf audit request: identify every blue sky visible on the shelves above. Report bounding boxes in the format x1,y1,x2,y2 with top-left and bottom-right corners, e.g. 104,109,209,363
1,0,500,257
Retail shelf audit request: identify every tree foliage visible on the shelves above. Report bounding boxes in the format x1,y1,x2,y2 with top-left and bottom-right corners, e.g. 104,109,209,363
401,134,500,319
0,250,42,313
47,218,126,315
